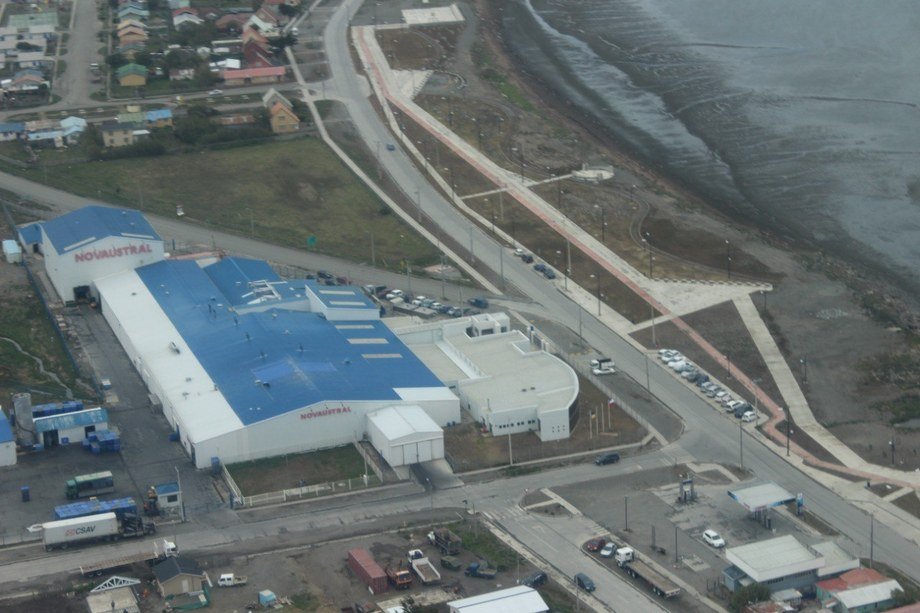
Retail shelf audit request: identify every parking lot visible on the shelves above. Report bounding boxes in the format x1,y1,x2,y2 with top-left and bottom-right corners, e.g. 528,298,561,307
557,465,829,610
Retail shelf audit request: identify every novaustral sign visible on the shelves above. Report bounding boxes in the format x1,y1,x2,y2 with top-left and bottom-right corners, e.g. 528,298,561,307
74,244,152,263
300,406,352,420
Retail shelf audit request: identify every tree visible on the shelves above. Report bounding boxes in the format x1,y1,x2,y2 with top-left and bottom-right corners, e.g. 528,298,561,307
729,583,771,613
277,3,297,17
106,52,127,70
892,586,920,608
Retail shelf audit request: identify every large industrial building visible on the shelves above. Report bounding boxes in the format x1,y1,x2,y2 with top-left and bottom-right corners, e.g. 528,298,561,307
19,205,577,469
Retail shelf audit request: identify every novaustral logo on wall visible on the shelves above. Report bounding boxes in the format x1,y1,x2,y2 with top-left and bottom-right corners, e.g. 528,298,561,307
300,406,352,420
74,243,152,263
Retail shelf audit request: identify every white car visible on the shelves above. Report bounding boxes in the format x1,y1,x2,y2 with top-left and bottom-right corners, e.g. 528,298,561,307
600,542,616,558
725,400,744,412
660,350,681,363
208,89,223,95
741,410,758,423
703,529,725,548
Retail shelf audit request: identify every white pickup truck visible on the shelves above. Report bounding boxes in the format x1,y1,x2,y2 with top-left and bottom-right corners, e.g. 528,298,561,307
218,573,247,587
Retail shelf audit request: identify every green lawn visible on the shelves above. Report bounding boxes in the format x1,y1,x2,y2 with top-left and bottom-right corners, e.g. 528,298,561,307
14,138,439,267
226,445,367,495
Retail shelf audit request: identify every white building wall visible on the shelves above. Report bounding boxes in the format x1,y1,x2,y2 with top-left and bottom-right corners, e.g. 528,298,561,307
536,407,569,441
58,422,107,444
0,441,15,467
44,234,164,303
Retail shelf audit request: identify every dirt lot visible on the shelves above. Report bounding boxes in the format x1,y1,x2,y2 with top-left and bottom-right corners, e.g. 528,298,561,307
0,518,568,612
226,446,368,496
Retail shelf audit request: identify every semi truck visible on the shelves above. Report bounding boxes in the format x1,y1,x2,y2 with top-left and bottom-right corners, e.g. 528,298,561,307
407,549,441,585
427,528,462,555
79,537,177,577
614,547,681,599
65,471,115,499
40,512,155,551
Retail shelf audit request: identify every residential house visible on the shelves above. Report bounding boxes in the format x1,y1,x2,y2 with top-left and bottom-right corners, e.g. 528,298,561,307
118,25,149,45
59,116,88,145
172,8,203,28
243,40,276,68
116,63,148,87
117,111,146,125
0,122,24,142
8,13,59,29
267,100,299,134
220,65,285,86
117,2,150,22
7,70,47,93
214,113,255,127
168,67,195,81
118,41,147,59
246,6,283,36
152,557,207,597
100,119,149,148
215,12,251,33
146,109,174,128
167,0,190,9
117,19,147,34
241,27,269,49
817,568,902,613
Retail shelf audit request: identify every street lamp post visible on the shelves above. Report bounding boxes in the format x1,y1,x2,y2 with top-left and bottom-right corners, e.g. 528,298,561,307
890,438,895,465
785,408,791,456
590,274,601,316
726,353,732,379
415,189,422,222
801,357,808,384
725,239,732,280
739,418,744,469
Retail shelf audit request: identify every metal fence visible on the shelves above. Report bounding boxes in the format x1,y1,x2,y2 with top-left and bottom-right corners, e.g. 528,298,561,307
221,464,381,509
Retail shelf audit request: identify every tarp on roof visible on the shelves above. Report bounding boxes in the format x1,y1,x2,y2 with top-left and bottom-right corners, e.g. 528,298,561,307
34,408,108,433
0,409,13,443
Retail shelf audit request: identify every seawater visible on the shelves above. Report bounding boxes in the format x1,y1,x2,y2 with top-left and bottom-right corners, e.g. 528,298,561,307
502,0,920,295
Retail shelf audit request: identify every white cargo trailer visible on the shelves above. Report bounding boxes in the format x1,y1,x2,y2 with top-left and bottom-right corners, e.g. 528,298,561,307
41,512,120,550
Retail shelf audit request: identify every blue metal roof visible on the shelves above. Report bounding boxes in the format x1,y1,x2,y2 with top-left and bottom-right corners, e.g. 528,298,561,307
0,409,12,443
40,205,160,254
34,407,108,433
203,257,282,307
0,122,23,133
308,281,376,310
136,259,444,426
18,222,42,246
146,108,173,121
155,482,180,495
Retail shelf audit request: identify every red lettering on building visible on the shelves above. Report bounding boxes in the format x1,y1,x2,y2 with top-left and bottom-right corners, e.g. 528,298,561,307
300,406,352,420
74,243,153,263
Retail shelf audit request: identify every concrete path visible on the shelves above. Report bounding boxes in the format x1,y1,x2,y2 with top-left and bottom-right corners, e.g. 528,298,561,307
734,295,920,486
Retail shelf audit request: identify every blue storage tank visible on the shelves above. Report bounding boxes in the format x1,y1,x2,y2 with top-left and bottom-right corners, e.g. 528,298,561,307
21,486,29,502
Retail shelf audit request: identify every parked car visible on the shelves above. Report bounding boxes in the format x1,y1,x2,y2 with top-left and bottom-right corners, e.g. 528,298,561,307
660,350,681,362
574,572,596,592
585,537,606,552
594,452,620,465
521,571,547,588
703,529,725,548
741,410,758,423
533,263,547,273
521,253,534,263
681,368,698,380
705,386,722,398
725,400,744,413
386,143,396,151
208,89,223,95
317,271,334,281
600,542,616,558
543,267,557,279
695,374,710,386
734,403,753,419
719,395,736,407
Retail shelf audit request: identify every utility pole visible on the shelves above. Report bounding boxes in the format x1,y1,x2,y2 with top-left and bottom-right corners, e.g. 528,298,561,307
499,245,505,290
369,232,376,267
624,496,629,531
508,433,513,466
645,354,651,392
415,189,422,222
468,226,475,265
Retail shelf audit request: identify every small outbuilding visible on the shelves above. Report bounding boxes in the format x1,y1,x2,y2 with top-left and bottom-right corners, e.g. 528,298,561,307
33,407,108,447
0,409,16,467
448,585,548,613
86,586,139,613
366,405,444,467
2,239,22,263
152,556,207,597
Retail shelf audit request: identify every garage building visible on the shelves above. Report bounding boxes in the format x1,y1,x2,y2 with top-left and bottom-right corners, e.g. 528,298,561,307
367,406,444,467
448,585,548,613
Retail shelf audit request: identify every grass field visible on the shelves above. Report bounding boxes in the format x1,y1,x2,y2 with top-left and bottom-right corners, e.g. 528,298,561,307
13,138,440,268
226,445,367,495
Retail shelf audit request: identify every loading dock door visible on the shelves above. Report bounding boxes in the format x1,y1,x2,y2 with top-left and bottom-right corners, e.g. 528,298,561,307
403,443,419,465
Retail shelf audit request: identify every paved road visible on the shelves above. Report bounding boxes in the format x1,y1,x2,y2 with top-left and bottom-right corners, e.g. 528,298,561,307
52,0,102,109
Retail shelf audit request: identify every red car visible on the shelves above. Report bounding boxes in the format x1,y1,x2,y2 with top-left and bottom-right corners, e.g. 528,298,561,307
585,537,606,552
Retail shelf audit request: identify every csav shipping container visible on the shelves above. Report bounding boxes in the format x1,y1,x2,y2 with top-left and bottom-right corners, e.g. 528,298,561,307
41,513,120,550
347,548,388,594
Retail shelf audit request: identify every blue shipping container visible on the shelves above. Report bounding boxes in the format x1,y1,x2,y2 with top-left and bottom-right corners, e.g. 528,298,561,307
54,497,137,520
